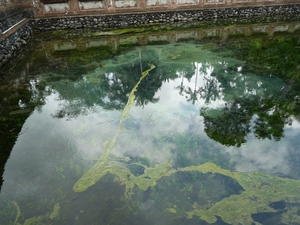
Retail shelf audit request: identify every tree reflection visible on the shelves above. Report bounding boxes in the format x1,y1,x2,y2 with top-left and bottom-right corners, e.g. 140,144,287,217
183,63,199,105
197,36,300,147
175,64,195,97
19,35,300,147
200,71,222,103
177,62,223,105
48,48,168,118
201,100,252,147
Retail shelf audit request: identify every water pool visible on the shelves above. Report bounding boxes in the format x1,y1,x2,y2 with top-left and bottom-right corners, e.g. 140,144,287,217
1,24,300,224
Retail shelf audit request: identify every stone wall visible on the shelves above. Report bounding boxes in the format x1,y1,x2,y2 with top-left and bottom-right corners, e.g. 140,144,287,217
0,20,33,73
0,7,34,32
32,4,300,31
0,6,34,73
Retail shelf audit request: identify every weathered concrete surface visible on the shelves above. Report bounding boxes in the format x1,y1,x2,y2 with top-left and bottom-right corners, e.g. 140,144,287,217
43,3,69,12
79,1,104,10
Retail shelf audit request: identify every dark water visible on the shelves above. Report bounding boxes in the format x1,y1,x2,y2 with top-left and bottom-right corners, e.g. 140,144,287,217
1,23,300,225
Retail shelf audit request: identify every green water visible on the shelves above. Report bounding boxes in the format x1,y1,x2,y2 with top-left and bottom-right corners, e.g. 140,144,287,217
1,25,300,225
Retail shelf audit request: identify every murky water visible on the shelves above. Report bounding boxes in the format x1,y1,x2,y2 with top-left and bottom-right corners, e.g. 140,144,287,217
1,24,300,224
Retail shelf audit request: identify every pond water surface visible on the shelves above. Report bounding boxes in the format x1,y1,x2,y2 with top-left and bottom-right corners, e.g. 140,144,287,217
1,23,300,225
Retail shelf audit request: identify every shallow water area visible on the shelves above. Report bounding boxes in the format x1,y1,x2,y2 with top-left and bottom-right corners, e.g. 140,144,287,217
1,23,300,224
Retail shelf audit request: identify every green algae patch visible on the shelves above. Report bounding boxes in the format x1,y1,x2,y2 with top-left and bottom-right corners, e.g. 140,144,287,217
130,161,174,191
167,206,178,214
23,215,46,225
11,202,60,225
73,157,128,193
73,64,156,193
180,162,300,224
49,203,60,220
110,160,174,199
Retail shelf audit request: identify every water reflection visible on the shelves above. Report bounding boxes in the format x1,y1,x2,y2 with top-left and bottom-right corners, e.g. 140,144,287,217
1,26,300,224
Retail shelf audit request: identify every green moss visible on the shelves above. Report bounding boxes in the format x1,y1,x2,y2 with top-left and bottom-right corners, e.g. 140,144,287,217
92,27,146,37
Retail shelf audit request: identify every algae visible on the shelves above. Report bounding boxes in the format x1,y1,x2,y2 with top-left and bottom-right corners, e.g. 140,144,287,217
75,157,300,224
73,64,156,193
11,202,60,225
167,205,178,214
90,159,300,224
49,202,60,220
70,52,300,224
73,128,300,224
281,206,300,224
23,215,45,225
179,162,300,224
